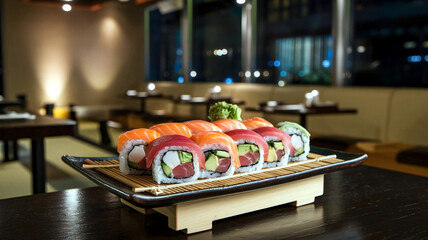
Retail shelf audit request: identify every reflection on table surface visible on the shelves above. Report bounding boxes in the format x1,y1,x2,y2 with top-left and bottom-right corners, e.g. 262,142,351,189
1,165,427,239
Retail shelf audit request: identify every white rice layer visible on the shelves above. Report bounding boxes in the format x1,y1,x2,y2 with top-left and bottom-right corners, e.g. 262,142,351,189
152,146,200,184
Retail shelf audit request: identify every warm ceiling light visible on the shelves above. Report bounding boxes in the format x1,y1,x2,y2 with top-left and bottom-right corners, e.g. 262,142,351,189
62,4,72,12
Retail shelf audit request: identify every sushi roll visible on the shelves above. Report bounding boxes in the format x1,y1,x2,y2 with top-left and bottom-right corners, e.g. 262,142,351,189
149,122,192,138
212,119,247,132
183,120,223,135
225,129,269,173
277,121,311,161
117,128,160,175
145,135,205,184
242,117,273,130
191,131,240,178
253,127,292,168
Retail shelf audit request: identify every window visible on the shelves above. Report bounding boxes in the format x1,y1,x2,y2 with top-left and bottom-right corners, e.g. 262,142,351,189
255,0,333,85
147,7,182,82
349,0,428,87
191,0,242,83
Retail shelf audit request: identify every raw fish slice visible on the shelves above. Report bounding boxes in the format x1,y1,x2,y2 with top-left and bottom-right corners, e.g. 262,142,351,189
172,162,195,178
184,120,222,134
215,158,231,173
117,128,160,152
242,117,273,130
212,119,247,132
239,151,260,166
149,122,192,138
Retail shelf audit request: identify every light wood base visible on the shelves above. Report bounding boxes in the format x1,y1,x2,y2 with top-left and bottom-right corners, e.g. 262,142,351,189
121,174,324,234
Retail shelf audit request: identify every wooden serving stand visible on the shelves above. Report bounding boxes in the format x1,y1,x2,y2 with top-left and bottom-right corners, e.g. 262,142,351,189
121,174,324,234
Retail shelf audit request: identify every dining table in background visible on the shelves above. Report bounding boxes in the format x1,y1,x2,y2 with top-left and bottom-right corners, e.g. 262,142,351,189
0,165,426,239
175,96,246,120
0,96,27,161
246,103,357,129
124,91,172,114
0,115,76,194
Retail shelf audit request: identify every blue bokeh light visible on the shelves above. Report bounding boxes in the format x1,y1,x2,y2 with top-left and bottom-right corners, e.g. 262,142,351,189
274,60,280,67
177,76,184,83
225,77,233,84
299,71,305,77
327,49,333,59
425,55,428,62
408,55,422,62
322,60,331,68
280,71,287,77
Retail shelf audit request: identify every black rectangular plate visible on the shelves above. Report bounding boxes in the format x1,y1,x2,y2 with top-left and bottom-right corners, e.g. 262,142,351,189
62,146,367,208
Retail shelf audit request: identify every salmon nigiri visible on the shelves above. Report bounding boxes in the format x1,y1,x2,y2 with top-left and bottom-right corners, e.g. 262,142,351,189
191,131,239,178
149,122,192,138
117,128,160,175
242,117,273,130
212,119,247,132
183,120,223,135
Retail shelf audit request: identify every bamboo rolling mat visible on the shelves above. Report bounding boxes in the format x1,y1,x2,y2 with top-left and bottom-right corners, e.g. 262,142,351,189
84,153,343,196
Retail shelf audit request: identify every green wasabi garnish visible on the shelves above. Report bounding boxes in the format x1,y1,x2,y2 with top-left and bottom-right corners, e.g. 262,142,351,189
208,101,242,121
276,121,310,137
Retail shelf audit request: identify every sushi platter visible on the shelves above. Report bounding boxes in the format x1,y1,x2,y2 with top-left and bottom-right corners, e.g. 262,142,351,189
62,147,366,234
62,103,366,234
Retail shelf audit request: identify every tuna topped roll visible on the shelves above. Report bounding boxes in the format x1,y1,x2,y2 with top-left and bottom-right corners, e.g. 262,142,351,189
191,131,239,178
145,135,205,184
277,121,311,161
226,129,269,173
117,128,160,175
253,127,292,168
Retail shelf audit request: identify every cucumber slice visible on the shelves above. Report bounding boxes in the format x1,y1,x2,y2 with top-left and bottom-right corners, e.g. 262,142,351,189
161,161,172,177
213,150,230,158
178,151,192,163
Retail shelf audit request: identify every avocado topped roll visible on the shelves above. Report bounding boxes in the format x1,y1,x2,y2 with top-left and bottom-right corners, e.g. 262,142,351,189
253,127,291,168
226,129,269,173
277,121,310,161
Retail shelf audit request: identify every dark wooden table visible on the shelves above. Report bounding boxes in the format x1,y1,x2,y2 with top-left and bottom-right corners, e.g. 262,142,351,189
246,105,357,128
124,92,171,114
0,116,76,194
1,165,426,239
0,99,25,114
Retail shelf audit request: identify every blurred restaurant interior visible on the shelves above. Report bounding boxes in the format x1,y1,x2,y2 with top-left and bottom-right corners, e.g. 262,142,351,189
0,0,427,215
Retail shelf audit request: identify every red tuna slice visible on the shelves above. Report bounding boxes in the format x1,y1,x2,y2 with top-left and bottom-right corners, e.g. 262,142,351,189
239,151,260,167
276,149,285,161
145,135,205,169
172,162,195,178
215,157,231,173
225,129,269,162
253,127,295,156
